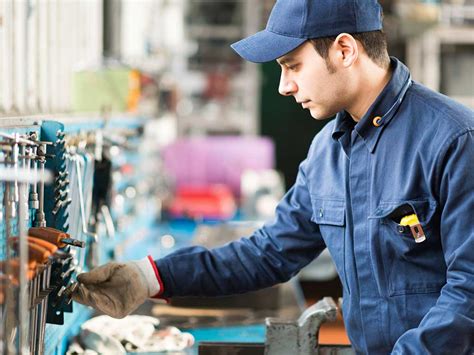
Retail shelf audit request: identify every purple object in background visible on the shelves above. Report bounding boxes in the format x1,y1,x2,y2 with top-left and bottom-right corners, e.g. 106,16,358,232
162,136,275,198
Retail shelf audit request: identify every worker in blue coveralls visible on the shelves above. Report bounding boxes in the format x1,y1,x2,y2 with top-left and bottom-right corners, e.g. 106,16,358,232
73,0,474,353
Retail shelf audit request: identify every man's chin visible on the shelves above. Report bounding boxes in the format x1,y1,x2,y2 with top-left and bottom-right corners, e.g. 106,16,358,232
309,108,333,121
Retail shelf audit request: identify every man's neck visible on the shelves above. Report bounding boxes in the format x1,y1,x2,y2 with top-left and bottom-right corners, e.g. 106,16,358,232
347,62,393,122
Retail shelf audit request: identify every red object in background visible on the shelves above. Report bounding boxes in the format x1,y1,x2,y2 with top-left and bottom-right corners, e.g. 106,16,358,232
167,185,236,220
120,163,134,175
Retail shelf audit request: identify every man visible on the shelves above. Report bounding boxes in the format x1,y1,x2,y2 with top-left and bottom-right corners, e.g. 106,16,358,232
73,0,474,353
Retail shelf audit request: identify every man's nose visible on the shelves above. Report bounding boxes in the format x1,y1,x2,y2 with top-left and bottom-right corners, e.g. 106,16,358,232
278,74,297,96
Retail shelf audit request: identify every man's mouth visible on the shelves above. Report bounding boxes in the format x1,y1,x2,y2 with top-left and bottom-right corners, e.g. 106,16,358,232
300,100,310,108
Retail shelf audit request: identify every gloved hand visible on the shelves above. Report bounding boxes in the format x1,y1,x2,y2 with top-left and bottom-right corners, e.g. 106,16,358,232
72,257,161,318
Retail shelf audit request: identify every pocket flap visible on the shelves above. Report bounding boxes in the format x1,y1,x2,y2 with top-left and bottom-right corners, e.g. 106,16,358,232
311,198,345,226
369,199,437,224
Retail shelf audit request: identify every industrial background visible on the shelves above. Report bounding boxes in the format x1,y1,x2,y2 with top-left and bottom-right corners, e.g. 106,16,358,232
0,0,473,354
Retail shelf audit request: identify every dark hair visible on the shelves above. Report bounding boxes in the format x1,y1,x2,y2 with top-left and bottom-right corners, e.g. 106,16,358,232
309,30,390,70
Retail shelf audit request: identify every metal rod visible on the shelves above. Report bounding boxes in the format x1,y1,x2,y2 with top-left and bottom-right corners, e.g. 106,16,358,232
75,157,97,240
35,143,47,227
18,182,29,353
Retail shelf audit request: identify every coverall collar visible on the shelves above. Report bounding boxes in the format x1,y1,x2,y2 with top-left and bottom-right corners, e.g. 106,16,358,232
332,57,412,153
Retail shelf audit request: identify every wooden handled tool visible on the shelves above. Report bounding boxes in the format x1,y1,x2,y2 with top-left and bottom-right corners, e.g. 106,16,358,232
9,236,58,255
0,259,37,286
28,227,85,248
27,237,58,254
0,259,37,276
9,241,51,264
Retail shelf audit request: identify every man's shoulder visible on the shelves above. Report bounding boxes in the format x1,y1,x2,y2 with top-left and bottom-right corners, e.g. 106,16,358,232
407,82,474,134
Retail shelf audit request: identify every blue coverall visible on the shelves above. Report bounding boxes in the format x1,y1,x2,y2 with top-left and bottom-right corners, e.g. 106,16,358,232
154,58,474,354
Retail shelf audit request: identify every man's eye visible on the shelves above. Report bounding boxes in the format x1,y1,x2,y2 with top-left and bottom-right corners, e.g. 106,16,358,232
287,64,298,71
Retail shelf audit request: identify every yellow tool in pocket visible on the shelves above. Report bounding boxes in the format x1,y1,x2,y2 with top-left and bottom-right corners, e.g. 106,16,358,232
400,214,426,243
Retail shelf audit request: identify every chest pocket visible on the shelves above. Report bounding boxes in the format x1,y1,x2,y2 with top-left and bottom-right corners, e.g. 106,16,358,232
370,199,446,296
310,197,349,292
311,198,345,226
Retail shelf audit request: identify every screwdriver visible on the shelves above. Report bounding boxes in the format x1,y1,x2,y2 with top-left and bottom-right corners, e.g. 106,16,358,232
62,282,79,304
27,236,58,254
28,227,85,248
0,259,37,285
9,236,58,255
9,239,51,264
0,258,37,272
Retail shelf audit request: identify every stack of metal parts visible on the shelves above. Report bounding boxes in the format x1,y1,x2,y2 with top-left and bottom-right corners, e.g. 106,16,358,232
0,130,85,354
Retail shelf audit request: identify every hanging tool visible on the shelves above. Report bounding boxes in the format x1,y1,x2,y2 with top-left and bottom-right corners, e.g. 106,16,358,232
28,133,40,210
0,154,53,354
9,238,55,354
28,227,85,248
35,140,53,227
0,259,37,284
52,198,73,216
61,282,79,305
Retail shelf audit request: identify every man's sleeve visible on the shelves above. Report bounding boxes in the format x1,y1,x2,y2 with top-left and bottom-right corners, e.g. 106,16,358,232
392,131,474,354
154,157,326,298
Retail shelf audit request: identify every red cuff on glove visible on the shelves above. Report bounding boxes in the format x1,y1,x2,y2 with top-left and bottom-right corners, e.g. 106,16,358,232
147,255,168,302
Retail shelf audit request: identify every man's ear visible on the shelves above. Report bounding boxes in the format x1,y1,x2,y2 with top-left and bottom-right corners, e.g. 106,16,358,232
332,33,358,68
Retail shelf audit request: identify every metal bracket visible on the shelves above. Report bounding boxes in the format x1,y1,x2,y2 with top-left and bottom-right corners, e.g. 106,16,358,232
264,297,341,355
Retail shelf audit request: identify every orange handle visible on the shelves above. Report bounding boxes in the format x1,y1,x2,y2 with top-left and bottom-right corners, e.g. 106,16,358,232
27,236,58,254
0,259,36,286
28,227,70,248
28,243,51,263
8,242,52,264
9,239,51,263
0,258,37,272
9,236,58,255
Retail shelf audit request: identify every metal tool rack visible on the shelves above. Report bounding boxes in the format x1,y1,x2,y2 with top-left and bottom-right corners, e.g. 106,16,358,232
0,115,162,354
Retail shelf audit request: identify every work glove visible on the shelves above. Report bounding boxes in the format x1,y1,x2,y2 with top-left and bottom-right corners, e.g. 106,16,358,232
72,257,161,319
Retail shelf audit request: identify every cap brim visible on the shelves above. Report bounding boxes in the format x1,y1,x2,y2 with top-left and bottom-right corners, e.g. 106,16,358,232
231,30,306,63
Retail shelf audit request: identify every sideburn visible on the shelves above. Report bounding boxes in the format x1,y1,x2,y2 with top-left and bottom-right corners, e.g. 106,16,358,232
325,58,337,74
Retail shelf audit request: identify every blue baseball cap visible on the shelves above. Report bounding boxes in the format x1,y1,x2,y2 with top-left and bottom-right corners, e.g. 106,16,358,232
231,0,383,63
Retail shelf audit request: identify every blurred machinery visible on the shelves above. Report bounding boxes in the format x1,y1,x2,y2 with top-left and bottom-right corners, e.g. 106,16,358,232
175,0,262,136
394,1,474,108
